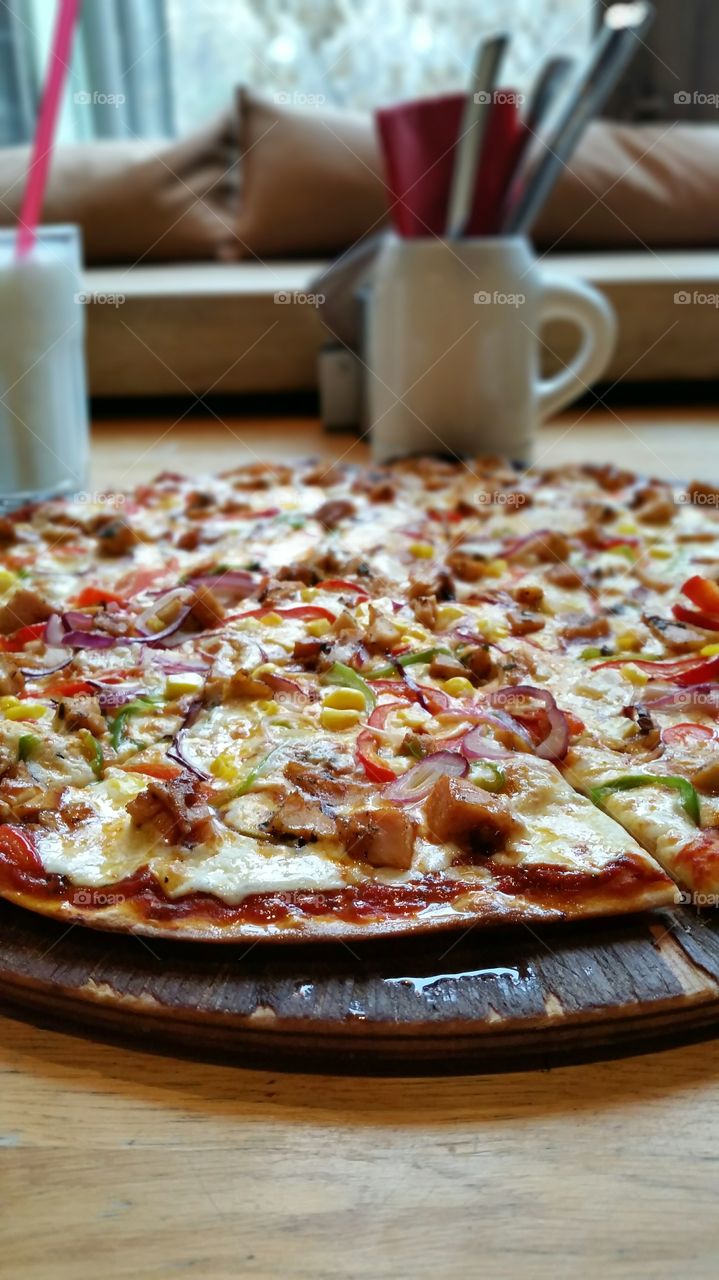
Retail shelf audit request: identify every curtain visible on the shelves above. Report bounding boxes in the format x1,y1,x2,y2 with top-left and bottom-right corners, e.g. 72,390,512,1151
0,0,174,146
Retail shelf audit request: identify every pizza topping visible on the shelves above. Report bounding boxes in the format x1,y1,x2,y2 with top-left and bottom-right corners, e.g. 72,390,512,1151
507,608,545,637
384,750,468,804
490,686,570,762
93,517,137,556
689,761,719,796
57,694,105,738
338,806,416,869
589,774,700,824
313,499,356,529
126,772,215,845
424,775,517,856
267,790,337,842
643,613,706,651
503,529,570,563
561,612,610,642
0,588,52,637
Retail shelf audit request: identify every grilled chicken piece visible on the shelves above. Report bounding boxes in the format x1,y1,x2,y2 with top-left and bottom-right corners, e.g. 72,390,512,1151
424,776,517,859
188,584,225,629
314,499,356,529
93,517,137,556
511,584,544,608
643,614,705,654
0,763,60,822
0,587,52,636
364,606,398,655
267,790,337,841
561,612,610,641
446,551,487,582
428,652,467,681
0,516,17,544
461,644,496,684
126,773,215,846
507,609,545,637
691,761,719,796
284,761,371,807
339,806,416,869
57,695,105,737
0,655,24,696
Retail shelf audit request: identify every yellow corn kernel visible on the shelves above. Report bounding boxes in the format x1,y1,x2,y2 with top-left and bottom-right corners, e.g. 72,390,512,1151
616,520,637,534
0,568,16,593
409,542,434,559
442,676,475,698
323,687,366,712
165,671,204,698
301,587,318,602
484,557,508,578
256,700,279,714
621,664,649,686
649,546,672,560
306,618,332,637
477,618,509,641
211,749,239,781
398,624,429,643
436,604,465,630
0,696,19,711
701,644,719,657
260,612,283,626
320,706,362,731
616,631,640,652
252,662,278,678
4,702,46,720
396,706,428,728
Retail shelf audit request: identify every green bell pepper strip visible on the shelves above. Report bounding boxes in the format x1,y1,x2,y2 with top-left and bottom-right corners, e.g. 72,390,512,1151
216,743,287,805
17,733,39,762
110,698,157,751
469,761,506,794
590,774,700,825
367,647,452,680
321,661,376,710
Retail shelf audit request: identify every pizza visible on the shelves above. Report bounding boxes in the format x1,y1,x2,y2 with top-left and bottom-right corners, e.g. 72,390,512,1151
3,453,719,941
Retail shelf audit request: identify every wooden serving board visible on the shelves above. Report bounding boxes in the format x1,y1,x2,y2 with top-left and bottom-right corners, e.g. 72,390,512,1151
1,900,719,1074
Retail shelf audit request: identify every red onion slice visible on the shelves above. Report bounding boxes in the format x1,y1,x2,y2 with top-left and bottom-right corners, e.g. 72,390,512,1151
502,528,555,560
643,684,719,715
167,697,210,780
384,750,468,804
20,652,73,679
63,606,192,650
188,571,259,600
490,685,569,761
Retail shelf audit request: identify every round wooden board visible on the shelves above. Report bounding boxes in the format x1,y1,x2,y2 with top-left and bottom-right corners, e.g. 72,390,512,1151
1,899,719,1074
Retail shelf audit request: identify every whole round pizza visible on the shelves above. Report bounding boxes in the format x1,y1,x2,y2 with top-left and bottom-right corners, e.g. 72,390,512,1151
1,454,718,941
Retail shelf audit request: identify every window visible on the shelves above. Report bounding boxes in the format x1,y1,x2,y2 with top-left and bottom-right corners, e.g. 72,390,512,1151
167,0,592,132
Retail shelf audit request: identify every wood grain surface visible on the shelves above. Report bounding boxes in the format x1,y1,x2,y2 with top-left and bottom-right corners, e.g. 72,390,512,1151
3,410,719,1280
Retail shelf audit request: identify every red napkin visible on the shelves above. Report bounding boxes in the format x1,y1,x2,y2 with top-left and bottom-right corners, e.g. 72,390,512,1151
376,91,526,237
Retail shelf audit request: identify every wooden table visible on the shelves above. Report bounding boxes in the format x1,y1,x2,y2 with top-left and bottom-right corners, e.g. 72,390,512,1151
3,406,719,1280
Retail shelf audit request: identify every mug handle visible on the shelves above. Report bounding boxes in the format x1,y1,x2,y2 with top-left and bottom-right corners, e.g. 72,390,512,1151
536,274,617,421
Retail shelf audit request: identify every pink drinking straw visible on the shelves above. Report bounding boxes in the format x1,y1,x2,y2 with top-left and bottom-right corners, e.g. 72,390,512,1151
15,0,83,259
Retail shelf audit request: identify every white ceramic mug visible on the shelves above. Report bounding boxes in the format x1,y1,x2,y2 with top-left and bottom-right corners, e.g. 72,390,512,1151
366,235,616,464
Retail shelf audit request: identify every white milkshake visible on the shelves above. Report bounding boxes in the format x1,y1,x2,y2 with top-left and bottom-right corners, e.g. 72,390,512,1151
0,225,89,506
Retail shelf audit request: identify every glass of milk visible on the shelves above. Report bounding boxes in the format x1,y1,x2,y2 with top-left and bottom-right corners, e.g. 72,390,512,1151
0,225,89,507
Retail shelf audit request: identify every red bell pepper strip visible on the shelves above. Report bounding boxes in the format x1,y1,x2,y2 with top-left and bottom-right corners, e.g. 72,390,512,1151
41,680,95,698
0,823,42,874
120,760,185,781
227,604,337,623
355,700,410,782
672,603,719,632
0,621,48,652
72,585,129,608
315,578,371,599
681,575,719,614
